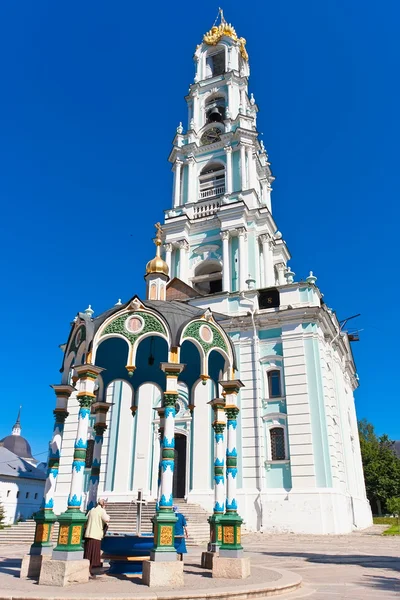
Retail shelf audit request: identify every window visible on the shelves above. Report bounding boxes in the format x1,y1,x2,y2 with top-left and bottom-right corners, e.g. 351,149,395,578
26,492,29,499
206,50,225,78
16,491,19,498
268,370,281,398
205,96,226,124
198,162,225,197
7,490,10,497
34,493,38,500
192,260,223,295
85,439,95,469
270,427,286,460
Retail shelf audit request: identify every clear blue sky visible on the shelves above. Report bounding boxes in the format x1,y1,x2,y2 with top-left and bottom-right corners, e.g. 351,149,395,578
0,0,398,459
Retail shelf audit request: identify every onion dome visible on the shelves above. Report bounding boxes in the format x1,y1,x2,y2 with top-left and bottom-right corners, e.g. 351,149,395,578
145,223,169,277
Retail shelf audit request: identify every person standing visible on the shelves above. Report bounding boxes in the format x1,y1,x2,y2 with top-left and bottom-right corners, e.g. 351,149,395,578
173,504,188,560
84,498,110,574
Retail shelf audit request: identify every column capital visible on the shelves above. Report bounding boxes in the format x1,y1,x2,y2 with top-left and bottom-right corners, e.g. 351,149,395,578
50,384,75,397
219,380,244,395
74,364,105,380
91,401,111,414
94,422,107,436
174,158,183,168
164,242,173,252
237,227,247,239
177,239,189,251
224,145,233,154
220,230,230,241
186,154,196,165
160,362,185,375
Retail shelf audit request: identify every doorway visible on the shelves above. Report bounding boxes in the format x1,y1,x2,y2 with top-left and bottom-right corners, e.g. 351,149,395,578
173,433,187,499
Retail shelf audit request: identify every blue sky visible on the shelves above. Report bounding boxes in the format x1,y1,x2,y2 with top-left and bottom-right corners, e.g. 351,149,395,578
0,0,398,459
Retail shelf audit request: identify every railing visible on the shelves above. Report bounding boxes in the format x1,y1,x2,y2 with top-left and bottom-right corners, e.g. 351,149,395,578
193,199,221,219
199,184,225,200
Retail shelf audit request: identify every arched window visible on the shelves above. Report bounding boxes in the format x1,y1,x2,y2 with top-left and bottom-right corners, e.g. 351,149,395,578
192,260,223,295
270,427,286,460
206,49,225,78
267,370,281,398
199,162,225,199
205,96,226,125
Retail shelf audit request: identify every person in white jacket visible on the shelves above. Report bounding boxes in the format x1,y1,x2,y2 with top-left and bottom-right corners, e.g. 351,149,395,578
83,499,110,573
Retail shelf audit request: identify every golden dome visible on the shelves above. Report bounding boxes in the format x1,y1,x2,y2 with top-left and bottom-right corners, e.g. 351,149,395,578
145,223,169,277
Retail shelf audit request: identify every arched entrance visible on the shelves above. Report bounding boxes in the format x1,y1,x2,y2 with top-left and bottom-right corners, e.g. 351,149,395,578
173,433,187,499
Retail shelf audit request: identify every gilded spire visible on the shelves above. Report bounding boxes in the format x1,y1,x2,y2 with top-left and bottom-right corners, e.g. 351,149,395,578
203,8,248,62
145,223,169,276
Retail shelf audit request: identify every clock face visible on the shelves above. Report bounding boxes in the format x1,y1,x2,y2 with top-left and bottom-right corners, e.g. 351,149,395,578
201,127,222,146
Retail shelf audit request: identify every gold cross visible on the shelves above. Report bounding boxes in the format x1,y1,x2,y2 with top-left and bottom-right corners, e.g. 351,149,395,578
155,222,163,240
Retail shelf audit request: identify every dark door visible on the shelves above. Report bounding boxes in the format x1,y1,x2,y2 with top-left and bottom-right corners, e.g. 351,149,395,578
172,434,186,499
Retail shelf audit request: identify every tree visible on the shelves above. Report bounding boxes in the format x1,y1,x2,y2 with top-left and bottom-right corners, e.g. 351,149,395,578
0,501,5,529
358,419,400,515
386,497,400,526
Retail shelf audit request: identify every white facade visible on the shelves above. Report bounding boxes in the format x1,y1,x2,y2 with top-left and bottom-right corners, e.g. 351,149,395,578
51,15,372,534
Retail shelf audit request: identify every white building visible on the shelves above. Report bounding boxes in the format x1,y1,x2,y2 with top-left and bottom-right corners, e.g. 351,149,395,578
47,12,372,535
0,412,46,525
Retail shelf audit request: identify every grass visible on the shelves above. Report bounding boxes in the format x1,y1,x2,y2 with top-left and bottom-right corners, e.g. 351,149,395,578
382,524,400,536
373,516,397,525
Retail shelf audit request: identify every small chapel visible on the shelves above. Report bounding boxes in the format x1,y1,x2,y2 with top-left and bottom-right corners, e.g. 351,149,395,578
34,12,372,560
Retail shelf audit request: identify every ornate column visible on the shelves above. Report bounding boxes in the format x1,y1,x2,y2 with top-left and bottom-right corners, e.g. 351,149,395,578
173,159,183,208
239,144,247,190
86,402,110,511
276,262,286,286
52,365,104,560
164,243,173,276
221,231,230,292
208,398,226,552
186,154,196,204
150,363,184,561
246,145,254,190
178,239,189,283
220,380,244,557
192,91,199,129
30,385,74,555
237,227,247,291
224,145,233,195
259,234,275,288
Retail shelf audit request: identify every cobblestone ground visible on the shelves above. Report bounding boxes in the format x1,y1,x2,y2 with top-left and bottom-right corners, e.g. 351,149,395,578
0,526,398,599
243,525,400,599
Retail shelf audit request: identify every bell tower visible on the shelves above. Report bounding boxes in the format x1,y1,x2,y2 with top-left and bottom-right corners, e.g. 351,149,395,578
162,10,291,295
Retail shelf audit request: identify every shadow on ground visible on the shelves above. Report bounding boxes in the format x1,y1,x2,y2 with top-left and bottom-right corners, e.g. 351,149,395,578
259,551,400,572
0,557,22,577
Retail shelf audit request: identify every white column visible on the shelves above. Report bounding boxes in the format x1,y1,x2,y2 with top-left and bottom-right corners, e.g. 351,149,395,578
193,91,199,129
226,81,233,119
277,262,286,285
238,227,247,291
86,402,110,511
240,88,247,112
173,159,183,208
178,240,189,283
260,234,275,288
186,155,196,204
240,144,247,190
246,145,254,190
221,231,230,292
224,145,233,194
164,243,173,277
67,366,103,510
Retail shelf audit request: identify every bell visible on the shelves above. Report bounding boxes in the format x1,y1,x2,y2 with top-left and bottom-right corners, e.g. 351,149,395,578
208,107,223,123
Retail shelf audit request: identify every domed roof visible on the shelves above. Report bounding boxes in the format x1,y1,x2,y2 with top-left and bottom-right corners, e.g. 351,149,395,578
0,434,33,460
145,223,169,277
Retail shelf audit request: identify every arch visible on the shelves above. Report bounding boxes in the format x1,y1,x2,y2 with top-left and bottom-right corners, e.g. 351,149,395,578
198,160,226,200
131,335,169,392
208,348,229,386
205,45,226,78
193,259,223,295
204,94,226,125
61,351,75,384
179,339,204,392
180,319,233,376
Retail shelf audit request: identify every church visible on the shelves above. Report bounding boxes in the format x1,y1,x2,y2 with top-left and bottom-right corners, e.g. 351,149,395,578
44,14,371,536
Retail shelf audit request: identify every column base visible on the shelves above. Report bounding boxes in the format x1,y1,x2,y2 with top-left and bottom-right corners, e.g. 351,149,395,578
219,512,243,553
39,558,90,586
20,553,51,579
30,508,58,553
212,556,251,579
151,509,178,559
52,550,84,561
53,508,87,554
142,560,184,587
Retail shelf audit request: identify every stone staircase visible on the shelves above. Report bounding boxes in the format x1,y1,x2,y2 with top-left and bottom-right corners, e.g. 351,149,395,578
0,500,210,547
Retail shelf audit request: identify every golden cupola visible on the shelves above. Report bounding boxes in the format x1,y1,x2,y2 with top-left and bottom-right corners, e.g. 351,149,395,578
145,223,169,277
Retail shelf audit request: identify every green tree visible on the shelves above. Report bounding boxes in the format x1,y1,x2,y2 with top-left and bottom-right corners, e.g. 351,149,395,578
386,497,400,526
358,419,400,515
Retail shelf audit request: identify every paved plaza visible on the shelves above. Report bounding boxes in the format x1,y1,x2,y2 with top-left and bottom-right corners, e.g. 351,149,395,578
0,526,398,599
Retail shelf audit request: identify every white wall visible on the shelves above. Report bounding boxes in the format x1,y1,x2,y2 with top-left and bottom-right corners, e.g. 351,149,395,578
0,477,45,525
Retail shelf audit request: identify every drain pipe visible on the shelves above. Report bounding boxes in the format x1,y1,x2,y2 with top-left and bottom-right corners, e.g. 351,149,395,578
240,292,265,532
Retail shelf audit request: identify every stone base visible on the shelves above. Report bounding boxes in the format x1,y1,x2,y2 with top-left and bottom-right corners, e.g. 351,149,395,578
142,559,184,588
150,550,177,562
39,558,90,587
212,556,251,579
20,553,51,579
201,550,217,570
